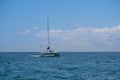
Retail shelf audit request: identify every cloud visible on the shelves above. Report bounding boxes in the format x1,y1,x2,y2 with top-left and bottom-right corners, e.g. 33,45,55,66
18,24,120,51
33,27,39,30
35,24,120,51
35,24,120,40
19,30,31,35
19,26,39,36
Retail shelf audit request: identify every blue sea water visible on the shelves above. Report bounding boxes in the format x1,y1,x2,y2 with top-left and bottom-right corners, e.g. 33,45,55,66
0,52,120,80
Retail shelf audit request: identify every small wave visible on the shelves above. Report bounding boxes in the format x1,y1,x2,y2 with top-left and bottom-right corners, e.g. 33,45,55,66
30,55,40,58
58,65,79,71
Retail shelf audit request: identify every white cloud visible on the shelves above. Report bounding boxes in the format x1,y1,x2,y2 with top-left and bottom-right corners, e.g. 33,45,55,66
19,30,31,35
18,24,120,51
35,31,47,38
35,24,120,51
19,26,40,36
35,24,120,40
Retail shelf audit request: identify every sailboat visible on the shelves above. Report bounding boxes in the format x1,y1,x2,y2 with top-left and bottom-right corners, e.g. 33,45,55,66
41,19,60,57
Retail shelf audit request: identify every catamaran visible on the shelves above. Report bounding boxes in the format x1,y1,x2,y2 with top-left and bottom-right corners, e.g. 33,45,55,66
41,19,60,57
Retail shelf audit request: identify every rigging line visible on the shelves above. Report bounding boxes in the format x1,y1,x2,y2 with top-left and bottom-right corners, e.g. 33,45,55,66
47,18,50,48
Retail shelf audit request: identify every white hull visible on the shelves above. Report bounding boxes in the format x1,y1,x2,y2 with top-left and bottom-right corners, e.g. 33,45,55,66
41,52,60,57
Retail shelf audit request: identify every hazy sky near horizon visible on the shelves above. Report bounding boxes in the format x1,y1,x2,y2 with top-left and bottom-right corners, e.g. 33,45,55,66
0,0,120,52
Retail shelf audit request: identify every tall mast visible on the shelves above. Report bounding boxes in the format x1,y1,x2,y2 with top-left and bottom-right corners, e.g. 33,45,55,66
47,18,50,48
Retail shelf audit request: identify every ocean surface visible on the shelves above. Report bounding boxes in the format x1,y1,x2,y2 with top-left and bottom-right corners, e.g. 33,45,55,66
0,52,120,80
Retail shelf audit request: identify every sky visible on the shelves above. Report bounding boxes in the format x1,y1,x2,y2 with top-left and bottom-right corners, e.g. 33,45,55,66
0,0,120,52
